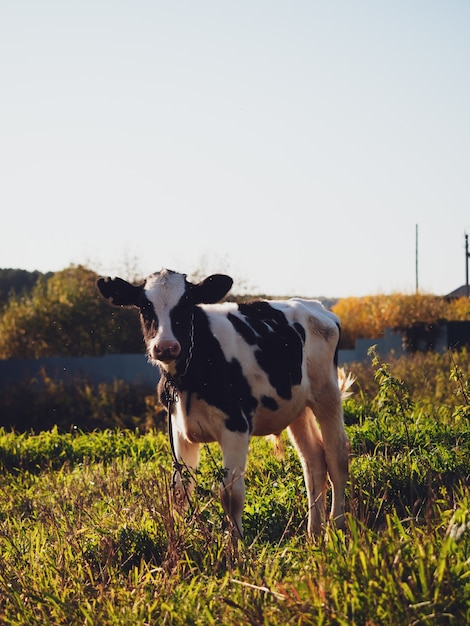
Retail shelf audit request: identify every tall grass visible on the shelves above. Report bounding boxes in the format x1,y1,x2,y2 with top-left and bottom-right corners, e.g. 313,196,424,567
0,352,469,624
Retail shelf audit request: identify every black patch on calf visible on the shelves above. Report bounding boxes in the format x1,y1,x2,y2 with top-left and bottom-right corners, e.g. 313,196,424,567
294,322,306,343
261,395,279,411
140,298,159,341
160,307,258,433
223,358,257,432
231,302,305,400
227,313,257,345
334,322,341,367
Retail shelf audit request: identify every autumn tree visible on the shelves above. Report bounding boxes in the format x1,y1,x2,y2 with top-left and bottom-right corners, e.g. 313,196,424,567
332,293,452,349
447,296,470,321
0,265,143,358
0,268,50,308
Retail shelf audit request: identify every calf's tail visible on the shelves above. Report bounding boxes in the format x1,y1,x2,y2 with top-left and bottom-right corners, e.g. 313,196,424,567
338,367,355,399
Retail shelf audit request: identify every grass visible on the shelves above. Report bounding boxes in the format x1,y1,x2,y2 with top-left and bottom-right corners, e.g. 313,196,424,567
0,354,469,624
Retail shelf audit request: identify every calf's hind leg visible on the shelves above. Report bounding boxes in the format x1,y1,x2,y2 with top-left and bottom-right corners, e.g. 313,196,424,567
311,376,349,529
287,408,328,535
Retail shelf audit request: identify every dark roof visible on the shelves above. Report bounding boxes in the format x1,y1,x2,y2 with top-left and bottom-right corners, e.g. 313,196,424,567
445,285,470,299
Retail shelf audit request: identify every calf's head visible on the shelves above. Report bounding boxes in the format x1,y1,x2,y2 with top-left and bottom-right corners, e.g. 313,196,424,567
97,268,232,367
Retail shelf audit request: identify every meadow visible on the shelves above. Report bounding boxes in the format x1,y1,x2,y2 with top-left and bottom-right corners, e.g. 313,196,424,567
0,350,469,625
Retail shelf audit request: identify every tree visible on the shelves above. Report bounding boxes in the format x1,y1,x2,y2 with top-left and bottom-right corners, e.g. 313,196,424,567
447,296,470,321
0,268,51,309
0,265,143,358
332,293,450,349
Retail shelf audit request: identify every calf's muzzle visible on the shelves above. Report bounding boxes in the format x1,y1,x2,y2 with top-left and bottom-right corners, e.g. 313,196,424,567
151,339,181,362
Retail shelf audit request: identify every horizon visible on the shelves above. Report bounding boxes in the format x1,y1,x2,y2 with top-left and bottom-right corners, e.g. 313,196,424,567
0,263,465,301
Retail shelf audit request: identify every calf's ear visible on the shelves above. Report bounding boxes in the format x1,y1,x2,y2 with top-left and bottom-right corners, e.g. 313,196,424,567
192,274,233,304
96,277,143,307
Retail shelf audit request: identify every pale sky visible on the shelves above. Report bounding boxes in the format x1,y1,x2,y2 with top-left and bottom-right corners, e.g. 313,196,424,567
1,1,469,298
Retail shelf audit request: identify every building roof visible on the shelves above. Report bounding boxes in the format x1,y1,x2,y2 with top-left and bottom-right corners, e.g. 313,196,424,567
445,284,470,299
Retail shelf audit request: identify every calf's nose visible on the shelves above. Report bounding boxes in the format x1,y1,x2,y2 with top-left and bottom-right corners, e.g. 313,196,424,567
152,340,181,362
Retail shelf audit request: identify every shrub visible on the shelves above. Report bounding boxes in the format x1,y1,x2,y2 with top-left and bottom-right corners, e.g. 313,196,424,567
0,370,165,433
349,348,470,410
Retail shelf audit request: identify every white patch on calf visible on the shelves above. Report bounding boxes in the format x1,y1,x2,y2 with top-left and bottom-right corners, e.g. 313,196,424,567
144,269,187,365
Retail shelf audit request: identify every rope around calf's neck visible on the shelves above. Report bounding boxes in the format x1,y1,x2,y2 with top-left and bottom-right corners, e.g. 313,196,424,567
162,310,195,474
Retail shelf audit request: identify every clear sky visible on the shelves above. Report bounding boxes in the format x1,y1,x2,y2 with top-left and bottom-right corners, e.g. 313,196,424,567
1,1,469,298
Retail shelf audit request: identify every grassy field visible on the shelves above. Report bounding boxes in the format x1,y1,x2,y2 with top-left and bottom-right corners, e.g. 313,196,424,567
0,353,469,625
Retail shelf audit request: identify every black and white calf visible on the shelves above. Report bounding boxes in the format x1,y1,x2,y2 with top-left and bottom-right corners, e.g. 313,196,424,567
97,269,352,536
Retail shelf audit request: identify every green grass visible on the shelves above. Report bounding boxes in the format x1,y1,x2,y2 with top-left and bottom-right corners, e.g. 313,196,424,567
0,355,469,624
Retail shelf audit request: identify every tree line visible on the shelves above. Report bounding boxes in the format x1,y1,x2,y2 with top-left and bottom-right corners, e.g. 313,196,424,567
0,266,143,358
0,265,469,359
0,268,52,307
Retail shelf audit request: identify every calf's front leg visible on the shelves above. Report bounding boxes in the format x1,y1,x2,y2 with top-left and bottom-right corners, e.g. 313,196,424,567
171,424,200,510
219,431,250,537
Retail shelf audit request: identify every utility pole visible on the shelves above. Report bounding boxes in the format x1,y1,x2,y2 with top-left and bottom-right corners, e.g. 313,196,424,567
415,224,419,294
466,233,469,297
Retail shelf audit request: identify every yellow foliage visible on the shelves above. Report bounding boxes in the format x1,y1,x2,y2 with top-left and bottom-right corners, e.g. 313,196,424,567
332,293,451,349
447,297,470,321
